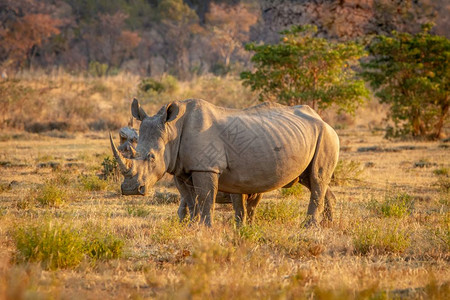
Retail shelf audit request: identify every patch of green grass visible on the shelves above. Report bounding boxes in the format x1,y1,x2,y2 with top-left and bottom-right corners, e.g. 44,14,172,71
353,221,411,255
256,199,300,223
79,174,108,191
433,167,449,176
380,192,413,218
36,182,68,207
153,190,180,205
237,224,265,243
151,217,187,243
126,204,151,217
280,184,303,198
331,159,364,186
84,231,124,261
13,220,85,270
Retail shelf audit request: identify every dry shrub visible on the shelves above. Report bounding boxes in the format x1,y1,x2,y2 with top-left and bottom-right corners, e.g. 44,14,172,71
13,220,85,270
331,159,364,186
353,220,411,255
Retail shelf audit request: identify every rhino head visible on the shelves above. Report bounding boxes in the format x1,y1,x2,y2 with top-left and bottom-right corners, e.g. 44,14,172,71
110,98,180,195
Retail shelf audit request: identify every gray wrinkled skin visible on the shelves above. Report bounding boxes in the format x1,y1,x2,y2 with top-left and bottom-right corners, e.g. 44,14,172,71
110,98,339,227
116,124,261,225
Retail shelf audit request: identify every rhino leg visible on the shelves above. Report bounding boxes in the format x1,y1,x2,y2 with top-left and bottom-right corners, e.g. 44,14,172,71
303,134,338,228
191,172,219,226
246,193,262,224
321,188,335,227
174,176,196,222
231,194,248,226
298,174,335,226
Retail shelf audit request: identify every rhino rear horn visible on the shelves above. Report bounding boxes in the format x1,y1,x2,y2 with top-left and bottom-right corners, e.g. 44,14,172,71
109,132,132,174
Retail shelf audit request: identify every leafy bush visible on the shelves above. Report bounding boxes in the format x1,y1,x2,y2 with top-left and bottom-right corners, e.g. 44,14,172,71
241,25,368,113
361,24,450,139
14,221,85,269
139,77,165,93
331,159,364,186
281,184,303,198
126,204,151,217
353,221,411,255
84,232,124,261
257,200,300,223
101,156,119,180
379,193,413,218
237,224,265,243
79,174,108,191
36,182,68,207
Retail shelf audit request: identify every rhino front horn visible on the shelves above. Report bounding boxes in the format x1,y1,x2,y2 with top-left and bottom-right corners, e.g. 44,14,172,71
109,132,132,174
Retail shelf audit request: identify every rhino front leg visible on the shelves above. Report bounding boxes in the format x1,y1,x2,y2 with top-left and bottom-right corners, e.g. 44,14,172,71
174,176,196,222
191,172,219,226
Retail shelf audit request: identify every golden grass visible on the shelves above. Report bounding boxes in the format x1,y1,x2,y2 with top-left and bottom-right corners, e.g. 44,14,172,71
0,126,448,299
0,73,448,298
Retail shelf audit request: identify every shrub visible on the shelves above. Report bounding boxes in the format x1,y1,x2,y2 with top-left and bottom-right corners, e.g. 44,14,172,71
379,192,413,218
126,204,151,217
360,24,450,139
13,220,85,270
257,200,300,223
353,221,411,255
153,190,180,205
100,156,119,180
241,25,368,112
139,77,165,93
237,224,265,243
84,232,124,261
36,182,67,207
331,159,364,186
281,184,303,198
79,174,108,191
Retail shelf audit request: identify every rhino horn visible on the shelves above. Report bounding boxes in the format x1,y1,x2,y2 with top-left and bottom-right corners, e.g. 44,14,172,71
129,144,137,158
109,132,132,174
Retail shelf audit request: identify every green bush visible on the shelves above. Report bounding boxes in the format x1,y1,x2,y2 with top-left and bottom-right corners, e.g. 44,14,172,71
36,182,68,207
237,224,265,243
331,159,364,186
353,221,411,255
380,193,413,218
79,174,108,191
257,200,300,223
281,184,303,198
139,77,165,93
101,156,118,180
14,221,85,270
126,204,151,217
361,24,450,139
84,232,124,261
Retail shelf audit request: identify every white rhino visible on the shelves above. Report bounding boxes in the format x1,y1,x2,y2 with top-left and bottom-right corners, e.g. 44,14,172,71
110,98,339,227
116,124,262,225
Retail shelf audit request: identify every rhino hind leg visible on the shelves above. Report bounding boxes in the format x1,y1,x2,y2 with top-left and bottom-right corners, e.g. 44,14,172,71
232,194,248,225
246,193,262,224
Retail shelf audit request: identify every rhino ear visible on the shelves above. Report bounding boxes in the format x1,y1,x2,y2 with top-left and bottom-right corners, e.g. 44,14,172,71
131,98,147,121
162,102,179,123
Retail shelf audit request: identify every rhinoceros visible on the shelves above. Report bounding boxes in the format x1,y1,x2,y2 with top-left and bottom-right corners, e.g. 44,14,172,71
116,123,262,224
110,98,339,227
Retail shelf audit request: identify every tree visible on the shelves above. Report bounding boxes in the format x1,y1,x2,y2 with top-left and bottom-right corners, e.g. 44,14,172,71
241,25,368,113
361,24,449,139
205,2,258,69
157,0,203,79
0,0,61,70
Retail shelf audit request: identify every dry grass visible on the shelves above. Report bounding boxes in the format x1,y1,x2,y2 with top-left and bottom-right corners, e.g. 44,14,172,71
0,74,449,299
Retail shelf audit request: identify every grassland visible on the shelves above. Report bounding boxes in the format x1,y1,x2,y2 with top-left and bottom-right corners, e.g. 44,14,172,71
0,73,449,299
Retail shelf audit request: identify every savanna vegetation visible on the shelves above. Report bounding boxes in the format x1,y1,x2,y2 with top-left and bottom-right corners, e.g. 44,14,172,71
0,0,449,299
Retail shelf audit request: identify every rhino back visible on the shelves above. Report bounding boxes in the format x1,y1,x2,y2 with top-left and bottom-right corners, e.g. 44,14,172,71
176,100,329,193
